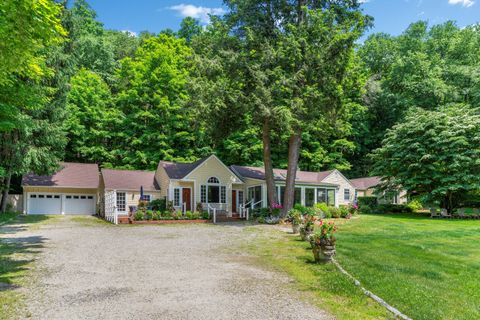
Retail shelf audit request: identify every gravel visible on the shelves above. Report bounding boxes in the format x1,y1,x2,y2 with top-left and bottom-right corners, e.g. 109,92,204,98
3,216,331,320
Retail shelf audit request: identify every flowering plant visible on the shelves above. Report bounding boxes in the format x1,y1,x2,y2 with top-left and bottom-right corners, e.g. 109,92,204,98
313,220,337,245
271,203,283,216
349,203,359,215
289,209,303,225
302,212,317,230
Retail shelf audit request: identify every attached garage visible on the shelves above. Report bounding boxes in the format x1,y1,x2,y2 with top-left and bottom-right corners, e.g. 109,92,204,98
22,162,100,215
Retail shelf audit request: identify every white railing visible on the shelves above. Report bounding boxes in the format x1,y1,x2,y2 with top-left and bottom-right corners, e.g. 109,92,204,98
207,204,217,224
252,200,262,209
239,200,253,219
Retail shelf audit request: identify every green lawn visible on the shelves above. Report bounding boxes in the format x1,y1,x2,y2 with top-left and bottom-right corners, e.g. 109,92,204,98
0,213,52,320
244,214,480,320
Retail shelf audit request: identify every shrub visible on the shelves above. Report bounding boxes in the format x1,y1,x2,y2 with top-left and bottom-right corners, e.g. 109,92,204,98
339,205,350,218
359,204,373,214
314,203,331,218
134,211,145,221
166,200,175,213
145,210,154,220
349,203,359,215
196,202,204,213
152,211,161,220
271,203,283,216
294,204,309,215
374,204,413,214
150,199,166,211
253,207,270,218
201,211,210,220
358,196,378,208
330,207,341,218
406,199,423,212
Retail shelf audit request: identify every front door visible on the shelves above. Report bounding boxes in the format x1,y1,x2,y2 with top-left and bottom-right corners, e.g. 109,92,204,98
182,188,191,211
232,190,237,213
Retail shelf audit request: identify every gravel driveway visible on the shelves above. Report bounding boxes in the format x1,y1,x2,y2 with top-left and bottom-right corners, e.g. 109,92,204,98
3,216,330,320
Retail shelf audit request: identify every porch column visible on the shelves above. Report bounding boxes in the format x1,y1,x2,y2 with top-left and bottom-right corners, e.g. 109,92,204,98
301,187,305,206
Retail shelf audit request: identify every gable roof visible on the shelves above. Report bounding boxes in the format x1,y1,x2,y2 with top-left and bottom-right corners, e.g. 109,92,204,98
231,165,336,185
22,162,99,188
159,156,210,179
350,176,381,190
102,169,159,191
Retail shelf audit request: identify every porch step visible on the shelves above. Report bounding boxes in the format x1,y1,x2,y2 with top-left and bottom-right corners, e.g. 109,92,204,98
214,212,244,222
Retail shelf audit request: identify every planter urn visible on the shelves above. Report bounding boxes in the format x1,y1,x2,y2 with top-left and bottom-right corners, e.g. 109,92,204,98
292,223,300,234
300,227,314,241
312,238,336,263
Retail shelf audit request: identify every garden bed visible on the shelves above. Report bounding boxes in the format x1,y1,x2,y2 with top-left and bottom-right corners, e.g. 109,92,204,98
119,218,210,225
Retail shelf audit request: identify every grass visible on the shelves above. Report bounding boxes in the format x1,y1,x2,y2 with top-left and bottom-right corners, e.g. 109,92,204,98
243,214,480,320
336,214,480,320
242,225,389,319
0,213,52,319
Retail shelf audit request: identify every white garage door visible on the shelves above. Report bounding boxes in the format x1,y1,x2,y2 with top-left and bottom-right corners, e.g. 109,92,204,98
28,194,62,215
65,195,95,215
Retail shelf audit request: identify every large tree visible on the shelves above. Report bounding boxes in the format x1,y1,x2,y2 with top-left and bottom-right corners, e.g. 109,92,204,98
0,0,67,212
115,34,198,169
371,106,480,213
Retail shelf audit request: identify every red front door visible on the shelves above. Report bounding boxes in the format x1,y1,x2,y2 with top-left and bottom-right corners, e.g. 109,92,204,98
182,188,191,211
232,190,237,213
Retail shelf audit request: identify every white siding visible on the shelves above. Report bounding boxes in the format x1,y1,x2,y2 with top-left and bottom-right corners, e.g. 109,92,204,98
321,170,356,207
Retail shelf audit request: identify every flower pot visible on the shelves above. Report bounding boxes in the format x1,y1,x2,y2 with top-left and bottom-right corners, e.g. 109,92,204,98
300,228,313,241
312,238,336,263
292,224,300,234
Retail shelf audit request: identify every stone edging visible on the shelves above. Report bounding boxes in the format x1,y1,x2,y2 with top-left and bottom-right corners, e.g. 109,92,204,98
332,259,412,320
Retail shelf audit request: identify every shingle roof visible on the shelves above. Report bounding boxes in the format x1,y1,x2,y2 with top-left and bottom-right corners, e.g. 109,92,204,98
350,176,381,190
160,156,210,179
101,169,159,191
230,165,336,185
22,162,99,188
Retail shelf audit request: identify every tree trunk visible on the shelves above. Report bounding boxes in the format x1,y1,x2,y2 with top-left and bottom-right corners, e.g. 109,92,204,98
262,118,277,211
282,131,302,216
0,173,11,213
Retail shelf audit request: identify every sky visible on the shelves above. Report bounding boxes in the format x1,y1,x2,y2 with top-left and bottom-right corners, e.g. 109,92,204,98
86,0,480,37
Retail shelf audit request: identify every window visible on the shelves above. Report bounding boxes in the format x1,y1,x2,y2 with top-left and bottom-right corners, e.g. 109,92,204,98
30,194,37,198
208,185,220,203
142,195,151,202
116,192,126,212
66,195,72,199
80,195,86,199
46,195,52,199
173,188,181,207
294,188,302,205
74,196,79,199
201,185,207,203
87,196,93,199
39,195,45,198
278,186,286,205
54,195,60,199
305,188,315,207
220,186,226,203
238,191,244,206
344,189,350,201
248,186,262,203
317,188,335,206
208,177,219,184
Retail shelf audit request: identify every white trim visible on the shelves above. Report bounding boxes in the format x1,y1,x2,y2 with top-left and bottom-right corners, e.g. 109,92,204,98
182,155,244,183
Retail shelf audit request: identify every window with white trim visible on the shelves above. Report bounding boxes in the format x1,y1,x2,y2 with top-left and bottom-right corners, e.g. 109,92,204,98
116,192,126,212
208,177,219,183
201,185,207,203
220,186,226,203
142,194,151,202
344,189,350,201
173,188,181,207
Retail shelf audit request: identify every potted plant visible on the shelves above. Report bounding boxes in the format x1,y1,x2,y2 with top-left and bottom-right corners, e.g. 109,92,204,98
310,220,337,263
288,209,302,234
299,212,316,241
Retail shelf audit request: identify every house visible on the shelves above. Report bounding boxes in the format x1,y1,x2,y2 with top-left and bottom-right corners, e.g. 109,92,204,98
350,176,407,204
22,162,99,215
22,155,357,216
230,165,356,209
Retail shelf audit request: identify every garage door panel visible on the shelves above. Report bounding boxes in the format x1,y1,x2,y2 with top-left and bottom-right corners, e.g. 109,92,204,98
28,194,61,214
65,195,95,215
